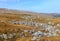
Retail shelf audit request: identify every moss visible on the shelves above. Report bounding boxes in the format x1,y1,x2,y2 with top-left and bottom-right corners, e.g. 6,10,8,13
0,37,3,41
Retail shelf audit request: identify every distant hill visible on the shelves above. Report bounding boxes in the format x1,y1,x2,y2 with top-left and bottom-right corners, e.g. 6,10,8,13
51,13,60,17
0,8,60,18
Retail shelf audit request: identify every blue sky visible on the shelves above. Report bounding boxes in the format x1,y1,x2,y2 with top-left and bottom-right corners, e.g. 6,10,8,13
0,0,60,13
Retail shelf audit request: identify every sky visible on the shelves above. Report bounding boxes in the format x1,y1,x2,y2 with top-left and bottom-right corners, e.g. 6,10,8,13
0,0,60,13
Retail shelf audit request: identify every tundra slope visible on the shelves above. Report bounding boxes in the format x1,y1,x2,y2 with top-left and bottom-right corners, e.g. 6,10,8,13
0,8,60,41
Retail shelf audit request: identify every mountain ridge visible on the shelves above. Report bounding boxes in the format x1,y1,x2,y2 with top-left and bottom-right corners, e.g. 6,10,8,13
0,8,60,18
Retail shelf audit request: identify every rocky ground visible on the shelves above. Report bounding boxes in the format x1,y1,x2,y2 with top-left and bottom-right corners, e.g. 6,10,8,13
0,13,60,41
